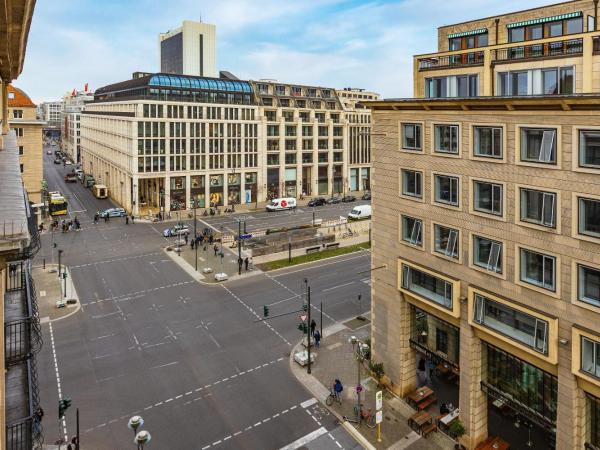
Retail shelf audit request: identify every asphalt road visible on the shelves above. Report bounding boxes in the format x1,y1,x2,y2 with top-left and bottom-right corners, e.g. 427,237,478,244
36,145,371,450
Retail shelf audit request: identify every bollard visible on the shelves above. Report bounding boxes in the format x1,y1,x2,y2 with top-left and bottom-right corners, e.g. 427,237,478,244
43,258,45,270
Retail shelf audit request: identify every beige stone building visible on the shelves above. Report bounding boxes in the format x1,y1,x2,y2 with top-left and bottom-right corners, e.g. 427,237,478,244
8,84,44,203
0,1,43,449
80,74,377,216
369,1,600,449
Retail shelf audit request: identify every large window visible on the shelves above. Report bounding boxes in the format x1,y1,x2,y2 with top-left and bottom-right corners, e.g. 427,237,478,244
579,197,600,238
582,337,600,378
474,294,548,354
520,248,556,291
520,188,556,228
579,130,600,169
520,128,557,164
401,264,453,310
434,225,459,259
434,175,459,206
508,16,582,43
473,181,502,216
473,236,502,273
474,126,502,158
402,170,423,198
498,67,573,96
434,125,459,154
587,394,600,449
402,124,422,151
402,215,422,246
425,75,478,98
578,264,600,307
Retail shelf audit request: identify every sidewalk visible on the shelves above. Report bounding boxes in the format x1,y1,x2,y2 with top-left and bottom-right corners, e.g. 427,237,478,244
32,264,80,323
290,322,456,450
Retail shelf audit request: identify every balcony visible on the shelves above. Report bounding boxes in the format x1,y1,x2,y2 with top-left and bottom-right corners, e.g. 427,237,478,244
494,38,583,63
418,51,484,71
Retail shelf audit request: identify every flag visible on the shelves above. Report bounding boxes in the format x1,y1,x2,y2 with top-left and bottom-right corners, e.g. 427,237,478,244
84,83,88,92
71,89,76,96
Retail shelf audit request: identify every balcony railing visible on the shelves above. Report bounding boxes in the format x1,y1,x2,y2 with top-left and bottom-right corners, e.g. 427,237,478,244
418,51,484,71
494,38,583,63
6,358,42,450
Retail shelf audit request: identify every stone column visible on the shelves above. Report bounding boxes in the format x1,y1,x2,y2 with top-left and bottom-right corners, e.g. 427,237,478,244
1,82,9,136
185,174,191,210
164,175,171,214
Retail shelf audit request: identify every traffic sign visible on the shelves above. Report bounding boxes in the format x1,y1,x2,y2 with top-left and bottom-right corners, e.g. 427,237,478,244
240,234,252,240
376,390,383,410
356,385,363,393
376,410,383,424
300,314,307,322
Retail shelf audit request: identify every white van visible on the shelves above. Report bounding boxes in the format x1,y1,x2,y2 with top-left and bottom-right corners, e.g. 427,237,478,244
266,197,297,212
348,204,372,220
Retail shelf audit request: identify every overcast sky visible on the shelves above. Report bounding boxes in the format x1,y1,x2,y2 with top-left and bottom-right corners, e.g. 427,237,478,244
19,0,556,103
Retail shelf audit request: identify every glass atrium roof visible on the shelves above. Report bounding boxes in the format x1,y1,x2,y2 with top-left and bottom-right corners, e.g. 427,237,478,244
148,75,253,93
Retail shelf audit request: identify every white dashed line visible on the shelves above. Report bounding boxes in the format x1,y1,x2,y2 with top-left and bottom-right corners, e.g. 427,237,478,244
49,322,68,442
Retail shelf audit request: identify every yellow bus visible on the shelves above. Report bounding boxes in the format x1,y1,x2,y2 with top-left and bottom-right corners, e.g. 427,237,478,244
49,192,68,216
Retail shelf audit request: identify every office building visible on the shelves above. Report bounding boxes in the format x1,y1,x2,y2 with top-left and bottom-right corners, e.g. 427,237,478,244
0,1,43,449
40,100,63,127
369,1,600,449
8,84,44,203
61,89,94,163
159,21,217,78
80,73,376,216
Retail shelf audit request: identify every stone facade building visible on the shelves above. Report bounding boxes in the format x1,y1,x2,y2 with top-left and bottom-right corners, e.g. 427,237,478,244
369,1,600,449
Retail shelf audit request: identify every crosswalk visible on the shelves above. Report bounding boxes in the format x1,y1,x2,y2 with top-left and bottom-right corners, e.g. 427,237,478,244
360,277,371,286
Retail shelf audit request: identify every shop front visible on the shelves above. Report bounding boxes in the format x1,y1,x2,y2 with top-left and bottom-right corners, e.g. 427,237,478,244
302,167,312,196
285,168,297,198
333,165,343,195
349,168,359,191
244,172,257,204
317,166,328,195
170,176,186,211
267,168,279,200
586,393,600,450
228,173,241,206
209,174,224,207
361,167,370,191
190,175,205,208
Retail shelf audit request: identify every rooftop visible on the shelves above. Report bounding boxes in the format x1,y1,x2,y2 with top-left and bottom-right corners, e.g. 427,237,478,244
7,85,35,108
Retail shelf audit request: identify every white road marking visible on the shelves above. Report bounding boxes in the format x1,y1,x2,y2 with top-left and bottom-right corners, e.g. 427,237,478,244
321,281,354,292
49,322,69,442
301,398,318,409
278,427,328,450
149,361,179,370
81,280,195,306
70,252,161,269
270,252,369,277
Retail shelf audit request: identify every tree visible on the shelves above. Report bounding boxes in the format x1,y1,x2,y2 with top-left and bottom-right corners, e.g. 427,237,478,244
368,361,385,387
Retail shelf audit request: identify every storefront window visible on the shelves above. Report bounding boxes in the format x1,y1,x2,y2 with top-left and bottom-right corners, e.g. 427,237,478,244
285,168,297,197
170,176,186,211
318,166,328,195
209,174,223,206
267,168,279,199
228,173,241,205
190,175,205,208
361,167,370,191
410,306,460,366
401,264,453,310
244,172,257,204
350,168,359,191
586,393,600,449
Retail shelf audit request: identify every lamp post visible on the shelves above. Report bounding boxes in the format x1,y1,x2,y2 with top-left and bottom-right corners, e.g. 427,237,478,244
191,199,198,271
230,168,237,212
348,335,370,426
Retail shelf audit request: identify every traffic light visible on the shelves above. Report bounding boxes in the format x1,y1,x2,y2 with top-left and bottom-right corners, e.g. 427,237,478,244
263,305,269,318
58,398,72,419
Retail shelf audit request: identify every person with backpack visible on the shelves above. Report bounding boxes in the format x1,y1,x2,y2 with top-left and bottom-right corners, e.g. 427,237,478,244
333,379,343,403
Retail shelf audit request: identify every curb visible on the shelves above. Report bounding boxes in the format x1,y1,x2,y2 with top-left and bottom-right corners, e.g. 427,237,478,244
37,265,82,323
260,247,371,274
288,333,377,450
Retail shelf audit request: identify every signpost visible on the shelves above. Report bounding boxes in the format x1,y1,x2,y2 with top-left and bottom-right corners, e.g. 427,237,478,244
376,390,383,442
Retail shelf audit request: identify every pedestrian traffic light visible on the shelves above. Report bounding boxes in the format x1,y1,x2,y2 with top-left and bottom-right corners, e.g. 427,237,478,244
58,398,72,419
263,305,269,318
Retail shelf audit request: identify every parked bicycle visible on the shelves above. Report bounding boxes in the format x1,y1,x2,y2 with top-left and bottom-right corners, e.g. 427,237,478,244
343,404,376,428
326,387,342,406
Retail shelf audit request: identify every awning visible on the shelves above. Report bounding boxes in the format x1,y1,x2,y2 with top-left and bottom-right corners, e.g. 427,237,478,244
448,28,487,39
507,11,582,28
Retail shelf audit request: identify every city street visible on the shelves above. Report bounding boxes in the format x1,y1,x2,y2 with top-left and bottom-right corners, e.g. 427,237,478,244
36,145,370,449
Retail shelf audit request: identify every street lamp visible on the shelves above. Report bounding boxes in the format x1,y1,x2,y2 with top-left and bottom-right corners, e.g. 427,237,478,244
347,335,370,426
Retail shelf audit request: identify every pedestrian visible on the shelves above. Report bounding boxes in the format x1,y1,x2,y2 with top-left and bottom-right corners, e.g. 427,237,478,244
131,214,135,224
333,379,343,403
125,215,129,225
94,211,99,224
74,217,80,230
314,329,321,348
244,257,249,271
249,257,254,270
190,239,194,250
310,319,317,337
209,235,214,245
214,244,218,256
184,234,189,245
238,257,243,272
197,235,202,246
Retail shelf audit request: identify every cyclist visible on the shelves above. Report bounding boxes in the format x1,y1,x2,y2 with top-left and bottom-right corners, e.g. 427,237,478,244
333,379,343,403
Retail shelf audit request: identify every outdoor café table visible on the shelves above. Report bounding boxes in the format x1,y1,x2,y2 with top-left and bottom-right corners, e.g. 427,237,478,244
440,408,459,426
407,386,434,406
408,410,432,434
475,436,510,450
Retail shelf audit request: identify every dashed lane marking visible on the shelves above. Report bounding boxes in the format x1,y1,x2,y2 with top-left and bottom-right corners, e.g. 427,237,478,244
49,322,69,442
83,357,285,433
70,252,162,269
221,285,292,346
81,280,195,306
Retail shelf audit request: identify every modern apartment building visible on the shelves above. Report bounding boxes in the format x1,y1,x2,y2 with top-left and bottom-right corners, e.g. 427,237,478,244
80,73,376,216
8,85,44,204
159,21,217,78
369,1,600,449
0,1,43,449
61,89,94,163
40,100,63,128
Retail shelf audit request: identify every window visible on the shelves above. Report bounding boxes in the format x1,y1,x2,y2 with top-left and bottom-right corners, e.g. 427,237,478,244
12,109,23,119
520,248,556,291
436,328,449,354
434,175,459,206
474,127,502,158
401,264,453,310
13,128,24,137
520,188,556,228
473,236,502,273
579,130,600,168
474,294,548,354
19,164,23,173
425,77,447,98
582,337,600,378
18,146,23,155
402,216,422,246
499,68,573,96
578,264,600,307
401,170,422,198
567,17,583,34
473,181,502,216
402,124,422,150
434,225,459,259
434,125,459,154
579,197,600,238
547,21,563,37
520,128,556,164
426,76,478,98
543,69,558,94
509,27,525,43
529,24,543,40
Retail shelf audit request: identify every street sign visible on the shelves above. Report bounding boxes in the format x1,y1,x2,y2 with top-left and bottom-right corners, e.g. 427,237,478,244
376,390,383,410
376,410,383,424
356,385,363,393
300,314,307,322
240,234,252,240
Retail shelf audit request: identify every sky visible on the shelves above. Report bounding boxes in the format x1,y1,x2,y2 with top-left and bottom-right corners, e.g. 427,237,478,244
19,0,557,103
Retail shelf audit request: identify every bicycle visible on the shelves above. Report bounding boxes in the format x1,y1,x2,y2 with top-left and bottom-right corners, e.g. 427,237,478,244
325,388,342,406
344,404,376,428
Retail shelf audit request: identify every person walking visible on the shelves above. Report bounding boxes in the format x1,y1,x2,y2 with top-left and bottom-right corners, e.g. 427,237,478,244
184,234,189,245
131,214,135,224
213,244,218,256
190,239,194,250
94,211,99,224
125,215,129,225
314,329,321,348
310,319,317,337
238,257,243,273
74,217,80,231
244,257,249,271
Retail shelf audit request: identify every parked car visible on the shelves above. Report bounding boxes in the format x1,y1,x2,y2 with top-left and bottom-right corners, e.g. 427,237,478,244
46,150,53,155
348,204,372,220
163,224,190,237
53,159,61,165
266,197,297,212
327,196,341,204
362,192,371,200
64,160,72,166
308,197,327,207
64,173,77,183
100,208,126,218
342,195,357,203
